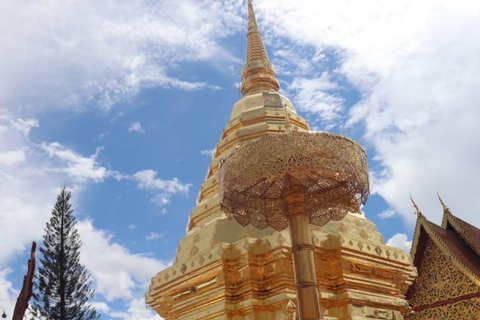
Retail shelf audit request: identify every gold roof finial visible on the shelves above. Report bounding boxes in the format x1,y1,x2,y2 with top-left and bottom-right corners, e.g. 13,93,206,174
240,0,280,95
410,194,423,217
437,192,451,214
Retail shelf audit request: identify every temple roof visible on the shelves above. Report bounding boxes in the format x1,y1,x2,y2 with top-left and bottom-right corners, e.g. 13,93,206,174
425,220,480,279
442,206,480,258
407,200,480,298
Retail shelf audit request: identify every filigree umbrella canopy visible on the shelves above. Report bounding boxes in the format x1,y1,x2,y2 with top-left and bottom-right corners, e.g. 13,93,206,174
219,132,370,320
218,132,370,231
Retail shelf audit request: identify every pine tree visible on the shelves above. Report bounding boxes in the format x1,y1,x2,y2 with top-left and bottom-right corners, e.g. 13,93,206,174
32,188,99,320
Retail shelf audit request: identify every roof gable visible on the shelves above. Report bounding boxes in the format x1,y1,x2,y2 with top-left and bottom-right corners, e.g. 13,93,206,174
408,213,480,299
443,212,480,259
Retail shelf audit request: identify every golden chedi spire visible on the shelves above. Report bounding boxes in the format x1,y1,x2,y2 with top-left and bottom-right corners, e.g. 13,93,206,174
146,1,416,318
240,0,280,95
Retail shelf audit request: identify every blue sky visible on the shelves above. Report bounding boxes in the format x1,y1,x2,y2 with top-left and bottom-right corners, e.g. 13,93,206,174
1,0,480,319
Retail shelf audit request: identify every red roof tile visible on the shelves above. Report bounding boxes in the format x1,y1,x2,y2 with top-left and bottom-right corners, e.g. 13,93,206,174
426,220,480,279
447,214,480,258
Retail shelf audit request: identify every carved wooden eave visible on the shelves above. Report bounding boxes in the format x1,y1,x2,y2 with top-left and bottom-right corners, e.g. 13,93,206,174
407,213,480,301
441,209,480,258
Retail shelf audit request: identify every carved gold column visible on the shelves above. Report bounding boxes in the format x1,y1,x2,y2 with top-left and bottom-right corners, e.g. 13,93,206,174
218,132,369,320
284,179,321,319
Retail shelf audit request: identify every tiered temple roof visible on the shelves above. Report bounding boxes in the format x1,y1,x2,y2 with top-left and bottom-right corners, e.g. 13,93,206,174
408,198,480,319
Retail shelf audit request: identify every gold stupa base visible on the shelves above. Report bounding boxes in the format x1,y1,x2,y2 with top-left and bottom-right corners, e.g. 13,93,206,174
146,213,416,320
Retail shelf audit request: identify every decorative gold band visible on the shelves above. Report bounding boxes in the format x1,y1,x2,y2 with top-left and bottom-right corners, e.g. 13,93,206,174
291,244,315,252
295,281,319,289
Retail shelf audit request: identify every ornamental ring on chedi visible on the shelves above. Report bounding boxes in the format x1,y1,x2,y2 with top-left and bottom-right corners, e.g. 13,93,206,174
218,132,370,231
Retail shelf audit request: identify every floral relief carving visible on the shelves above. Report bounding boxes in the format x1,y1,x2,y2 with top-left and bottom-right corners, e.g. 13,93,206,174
413,297,480,319
410,239,479,309
218,132,369,231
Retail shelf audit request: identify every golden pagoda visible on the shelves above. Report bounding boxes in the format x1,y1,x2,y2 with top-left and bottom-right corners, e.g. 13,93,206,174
146,1,417,319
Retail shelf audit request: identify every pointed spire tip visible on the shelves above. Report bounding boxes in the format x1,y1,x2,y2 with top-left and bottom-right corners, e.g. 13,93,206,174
437,192,450,214
410,194,423,217
240,0,280,95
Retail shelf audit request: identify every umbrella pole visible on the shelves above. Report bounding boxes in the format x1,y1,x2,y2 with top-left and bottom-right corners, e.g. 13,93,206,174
283,182,322,320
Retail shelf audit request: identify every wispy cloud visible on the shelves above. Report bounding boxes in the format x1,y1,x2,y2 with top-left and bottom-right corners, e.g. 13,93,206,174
287,72,345,127
0,110,39,136
200,148,215,158
132,170,192,207
129,122,145,134
256,0,480,227
77,220,169,302
0,111,190,318
0,150,25,166
377,209,397,219
39,141,192,208
0,0,238,112
145,231,168,241
40,143,109,184
108,297,162,320
94,131,110,142
0,268,17,314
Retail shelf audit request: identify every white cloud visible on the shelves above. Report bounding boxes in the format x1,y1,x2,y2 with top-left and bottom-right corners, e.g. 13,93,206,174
0,111,182,319
0,113,60,319
128,224,137,230
129,122,146,134
94,131,110,142
41,142,109,184
6,0,480,318
200,148,215,158
254,0,480,227
109,298,162,320
386,233,412,254
0,112,59,266
0,111,39,136
287,72,345,127
0,0,239,112
146,232,168,241
123,297,163,320
133,170,191,206
39,142,192,207
90,302,110,314
377,209,397,220
77,220,169,302
0,150,25,165
78,221,166,320
0,1,237,318
0,268,17,317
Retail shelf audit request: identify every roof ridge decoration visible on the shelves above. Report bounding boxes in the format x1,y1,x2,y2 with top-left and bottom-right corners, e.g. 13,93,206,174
409,194,425,256
439,192,451,229
410,194,423,218
410,211,480,289
240,0,280,95
438,194,480,258
423,220,480,283
437,192,450,213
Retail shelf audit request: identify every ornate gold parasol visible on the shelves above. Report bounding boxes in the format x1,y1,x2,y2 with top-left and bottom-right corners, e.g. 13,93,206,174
219,132,369,320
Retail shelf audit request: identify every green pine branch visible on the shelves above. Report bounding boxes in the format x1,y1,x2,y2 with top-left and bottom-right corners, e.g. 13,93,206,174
32,187,100,320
